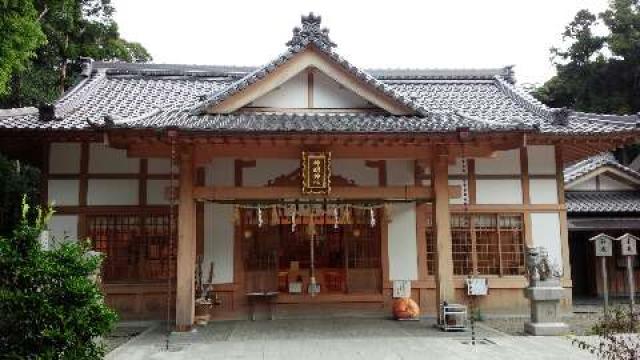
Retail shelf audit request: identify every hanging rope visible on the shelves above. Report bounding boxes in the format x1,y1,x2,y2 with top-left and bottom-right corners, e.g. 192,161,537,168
166,131,177,348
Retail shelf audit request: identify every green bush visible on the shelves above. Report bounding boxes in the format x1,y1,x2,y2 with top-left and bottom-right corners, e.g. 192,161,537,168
0,199,118,359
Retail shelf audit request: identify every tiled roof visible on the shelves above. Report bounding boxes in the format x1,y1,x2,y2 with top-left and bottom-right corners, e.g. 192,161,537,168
0,13,639,136
563,152,640,184
108,110,531,133
566,191,640,213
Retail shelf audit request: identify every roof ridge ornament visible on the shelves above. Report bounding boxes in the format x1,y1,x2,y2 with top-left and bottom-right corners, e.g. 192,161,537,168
286,13,336,49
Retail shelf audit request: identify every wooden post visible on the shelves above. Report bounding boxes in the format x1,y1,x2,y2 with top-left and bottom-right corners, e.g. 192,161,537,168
626,256,635,310
602,256,609,315
432,149,454,319
176,146,196,331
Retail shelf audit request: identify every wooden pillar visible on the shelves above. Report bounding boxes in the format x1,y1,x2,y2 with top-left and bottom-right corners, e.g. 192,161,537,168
176,146,196,331
432,149,454,314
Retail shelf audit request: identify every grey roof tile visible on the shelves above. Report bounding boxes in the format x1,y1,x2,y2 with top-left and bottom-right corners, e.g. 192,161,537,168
0,14,639,136
564,152,640,184
566,191,640,213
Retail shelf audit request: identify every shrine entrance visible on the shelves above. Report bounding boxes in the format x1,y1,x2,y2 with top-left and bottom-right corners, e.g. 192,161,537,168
241,205,383,300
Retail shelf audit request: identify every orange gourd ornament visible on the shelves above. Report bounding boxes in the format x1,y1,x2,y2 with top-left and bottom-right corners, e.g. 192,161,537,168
392,297,420,320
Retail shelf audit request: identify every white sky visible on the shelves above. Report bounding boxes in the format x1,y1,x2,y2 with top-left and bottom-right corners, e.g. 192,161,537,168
111,0,610,85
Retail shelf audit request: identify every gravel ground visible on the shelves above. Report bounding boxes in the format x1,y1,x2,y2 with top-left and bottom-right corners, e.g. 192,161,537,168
104,326,150,353
480,304,608,336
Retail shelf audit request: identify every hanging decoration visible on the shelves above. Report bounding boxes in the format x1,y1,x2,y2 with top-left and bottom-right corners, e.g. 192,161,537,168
307,209,316,237
233,206,241,226
369,208,376,228
229,202,391,232
270,205,279,226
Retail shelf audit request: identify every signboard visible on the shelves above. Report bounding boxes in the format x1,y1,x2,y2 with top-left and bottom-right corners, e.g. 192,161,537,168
466,277,489,296
392,280,411,298
589,233,615,257
302,151,331,194
618,233,638,256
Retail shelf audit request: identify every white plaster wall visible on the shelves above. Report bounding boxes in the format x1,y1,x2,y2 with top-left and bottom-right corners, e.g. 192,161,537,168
204,204,235,284
202,159,235,283
87,179,138,205
475,149,520,175
89,143,139,173
448,158,465,175
147,158,176,174
568,177,597,191
49,143,81,174
448,179,466,205
387,202,418,281
207,158,235,186
313,71,372,108
147,179,170,205
243,159,299,186
47,180,79,206
527,145,556,175
333,159,378,186
530,213,563,269
48,215,78,244
529,179,558,204
599,175,635,190
476,179,522,204
250,72,307,108
386,160,415,186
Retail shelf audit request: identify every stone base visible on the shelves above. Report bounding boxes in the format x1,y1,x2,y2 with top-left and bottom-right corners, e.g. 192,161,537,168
524,322,569,336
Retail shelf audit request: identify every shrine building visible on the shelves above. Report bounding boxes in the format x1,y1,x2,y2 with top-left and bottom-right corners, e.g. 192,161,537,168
1,14,639,331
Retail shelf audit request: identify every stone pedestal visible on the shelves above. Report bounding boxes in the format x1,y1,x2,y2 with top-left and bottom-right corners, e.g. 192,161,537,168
524,280,569,336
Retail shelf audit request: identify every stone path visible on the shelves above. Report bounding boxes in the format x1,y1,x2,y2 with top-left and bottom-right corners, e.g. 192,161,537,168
106,318,596,360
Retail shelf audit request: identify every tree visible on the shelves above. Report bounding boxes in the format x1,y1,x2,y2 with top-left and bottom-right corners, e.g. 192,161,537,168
0,0,46,97
534,0,640,115
0,0,152,108
0,153,40,237
0,199,118,359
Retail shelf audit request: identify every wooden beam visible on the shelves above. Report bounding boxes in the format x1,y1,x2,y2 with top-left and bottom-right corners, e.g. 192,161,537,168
175,146,196,331
432,149,454,317
193,185,461,201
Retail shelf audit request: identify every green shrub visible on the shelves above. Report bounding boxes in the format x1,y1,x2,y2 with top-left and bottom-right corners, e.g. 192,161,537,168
0,199,118,359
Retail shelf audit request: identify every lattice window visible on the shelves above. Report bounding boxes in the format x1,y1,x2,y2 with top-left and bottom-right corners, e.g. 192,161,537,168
88,214,176,283
451,215,472,275
446,213,525,276
425,216,436,276
499,215,526,275
475,214,500,275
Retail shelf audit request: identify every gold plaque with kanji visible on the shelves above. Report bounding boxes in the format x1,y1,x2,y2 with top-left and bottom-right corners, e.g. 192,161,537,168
302,151,331,194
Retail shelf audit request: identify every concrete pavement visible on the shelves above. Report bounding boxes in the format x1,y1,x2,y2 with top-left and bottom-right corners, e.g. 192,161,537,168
106,318,595,360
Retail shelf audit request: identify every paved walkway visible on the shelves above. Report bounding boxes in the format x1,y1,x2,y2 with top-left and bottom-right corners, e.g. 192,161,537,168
106,318,595,360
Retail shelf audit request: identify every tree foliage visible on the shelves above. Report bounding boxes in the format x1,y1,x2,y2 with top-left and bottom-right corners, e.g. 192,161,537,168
535,0,640,115
0,153,40,237
0,0,152,108
0,200,118,359
0,0,47,97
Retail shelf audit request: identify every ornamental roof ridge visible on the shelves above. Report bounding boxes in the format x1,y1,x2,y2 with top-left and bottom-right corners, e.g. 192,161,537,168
286,13,337,50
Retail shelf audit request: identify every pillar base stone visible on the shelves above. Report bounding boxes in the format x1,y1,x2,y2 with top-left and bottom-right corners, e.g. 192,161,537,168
524,322,569,336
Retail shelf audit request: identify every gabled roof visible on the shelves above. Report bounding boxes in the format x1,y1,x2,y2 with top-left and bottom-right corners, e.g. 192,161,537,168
0,13,639,138
564,153,640,213
563,152,640,184
192,14,428,116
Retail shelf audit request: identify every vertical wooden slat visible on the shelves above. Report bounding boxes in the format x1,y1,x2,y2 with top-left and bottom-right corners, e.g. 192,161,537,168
196,167,205,256
78,142,89,239
556,146,572,284
520,147,533,247
176,146,195,331
432,148,454,315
